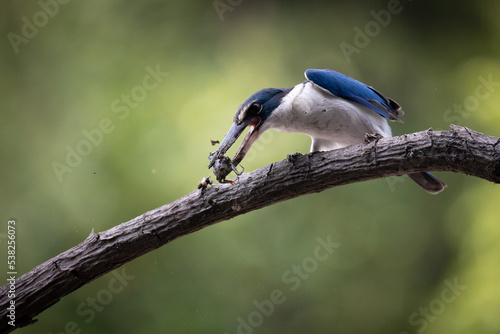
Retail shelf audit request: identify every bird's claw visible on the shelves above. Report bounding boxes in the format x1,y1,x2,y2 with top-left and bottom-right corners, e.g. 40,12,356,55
286,152,303,164
364,133,383,143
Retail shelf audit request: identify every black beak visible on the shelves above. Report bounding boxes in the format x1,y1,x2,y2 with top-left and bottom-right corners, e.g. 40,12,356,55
208,122,246,169
208,117,262,169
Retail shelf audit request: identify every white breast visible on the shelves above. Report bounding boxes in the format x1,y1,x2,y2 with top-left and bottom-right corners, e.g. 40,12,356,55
262,81,393,151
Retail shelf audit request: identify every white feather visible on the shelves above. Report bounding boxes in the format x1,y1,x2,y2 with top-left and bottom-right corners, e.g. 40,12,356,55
261,81,392,152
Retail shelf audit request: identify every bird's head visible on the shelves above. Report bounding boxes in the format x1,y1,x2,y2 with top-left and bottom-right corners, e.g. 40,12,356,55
208,87,289,169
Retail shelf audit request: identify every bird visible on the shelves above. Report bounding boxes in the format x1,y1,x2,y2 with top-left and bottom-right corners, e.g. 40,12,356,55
208,69,446,194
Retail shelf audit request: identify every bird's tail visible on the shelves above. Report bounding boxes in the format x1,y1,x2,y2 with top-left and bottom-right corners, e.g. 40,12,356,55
408,172,447,194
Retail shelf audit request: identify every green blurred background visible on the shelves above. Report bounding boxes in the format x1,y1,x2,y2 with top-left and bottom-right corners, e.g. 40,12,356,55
1,0,500,333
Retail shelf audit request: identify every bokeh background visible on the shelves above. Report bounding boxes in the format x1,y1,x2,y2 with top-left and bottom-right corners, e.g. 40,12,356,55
1,0,500,333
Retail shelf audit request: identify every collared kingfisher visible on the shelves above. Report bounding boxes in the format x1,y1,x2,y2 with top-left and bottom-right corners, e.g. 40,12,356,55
208,69,446,194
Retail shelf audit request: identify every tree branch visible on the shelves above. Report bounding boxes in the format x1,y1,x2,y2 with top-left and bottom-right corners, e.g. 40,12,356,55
1,125,499,332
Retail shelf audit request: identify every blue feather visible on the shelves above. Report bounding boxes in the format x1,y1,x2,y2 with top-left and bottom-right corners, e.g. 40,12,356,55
305,69,403,122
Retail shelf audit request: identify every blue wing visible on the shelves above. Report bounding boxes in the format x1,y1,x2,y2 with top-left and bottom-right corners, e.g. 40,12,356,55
305,69,404,122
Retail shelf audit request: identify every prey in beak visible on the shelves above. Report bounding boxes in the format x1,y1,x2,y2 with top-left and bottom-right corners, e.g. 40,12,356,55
208,88,288,182
208,107,263,168
207,104,264,182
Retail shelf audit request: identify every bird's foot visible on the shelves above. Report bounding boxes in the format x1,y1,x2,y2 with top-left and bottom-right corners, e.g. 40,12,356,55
364,133,383,143
286,152,303,164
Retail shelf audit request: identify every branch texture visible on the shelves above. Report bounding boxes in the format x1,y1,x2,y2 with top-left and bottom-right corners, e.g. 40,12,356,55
1,126,499,332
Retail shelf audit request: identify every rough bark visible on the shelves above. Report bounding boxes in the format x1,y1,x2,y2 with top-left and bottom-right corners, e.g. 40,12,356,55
1,125,499,332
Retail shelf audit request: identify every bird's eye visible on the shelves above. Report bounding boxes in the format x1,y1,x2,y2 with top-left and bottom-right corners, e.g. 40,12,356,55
247,103,262,116
236,102,263,125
